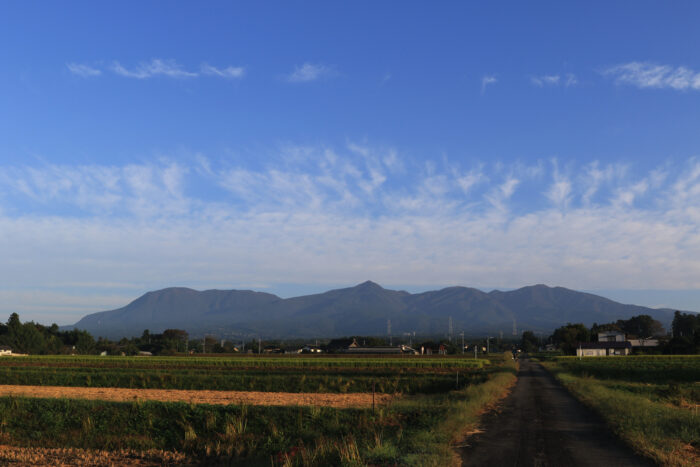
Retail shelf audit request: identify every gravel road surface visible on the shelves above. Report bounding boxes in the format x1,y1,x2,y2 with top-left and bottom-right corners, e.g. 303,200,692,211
461,358,654,466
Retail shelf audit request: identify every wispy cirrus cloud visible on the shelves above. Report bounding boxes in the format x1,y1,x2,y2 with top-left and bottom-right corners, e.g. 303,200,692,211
4,146,700,323
65,59,245,80
66,63,102,77
111,59,198,79
546,160,572,209
200,63,245,78
604,61,700,90
530,73,577,87
286,63,333,82
481,75,497,93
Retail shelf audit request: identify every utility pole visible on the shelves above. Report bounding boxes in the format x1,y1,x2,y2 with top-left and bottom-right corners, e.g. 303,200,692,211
387,319,392,346
512,318,517,336
448,316,453,342
460,332,465,354
258,337,262,355
486,336,490,354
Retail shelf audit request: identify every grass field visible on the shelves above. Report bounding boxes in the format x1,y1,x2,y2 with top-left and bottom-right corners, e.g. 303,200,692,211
544,355,700,467
0,353,516,465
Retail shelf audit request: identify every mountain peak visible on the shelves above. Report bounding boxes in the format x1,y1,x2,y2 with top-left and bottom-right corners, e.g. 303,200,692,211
355,280,383,290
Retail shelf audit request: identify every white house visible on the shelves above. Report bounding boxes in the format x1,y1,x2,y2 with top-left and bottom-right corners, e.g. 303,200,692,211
576,341,631,357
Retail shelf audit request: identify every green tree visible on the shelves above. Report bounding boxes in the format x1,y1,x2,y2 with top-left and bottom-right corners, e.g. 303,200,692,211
550,323,590,355
74,331,96,354
617,315,664,338
521,331,539,353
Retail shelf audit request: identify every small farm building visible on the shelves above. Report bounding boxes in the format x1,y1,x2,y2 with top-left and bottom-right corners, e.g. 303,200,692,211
0,346,12,356
576,341,631,357
627,338,659,348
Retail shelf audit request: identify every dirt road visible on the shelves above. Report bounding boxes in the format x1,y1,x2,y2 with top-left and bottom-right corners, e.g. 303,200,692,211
461,358,653,466
0,385,393,408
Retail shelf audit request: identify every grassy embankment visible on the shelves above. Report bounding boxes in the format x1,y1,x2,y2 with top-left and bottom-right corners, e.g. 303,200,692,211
0,353,516,466
543,356,700,467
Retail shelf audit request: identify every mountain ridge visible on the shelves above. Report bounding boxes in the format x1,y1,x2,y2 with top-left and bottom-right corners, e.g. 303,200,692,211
69,282,684,339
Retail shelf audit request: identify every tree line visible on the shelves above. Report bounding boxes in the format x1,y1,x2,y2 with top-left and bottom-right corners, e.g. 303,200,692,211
520,312,700,354
0,313,199,356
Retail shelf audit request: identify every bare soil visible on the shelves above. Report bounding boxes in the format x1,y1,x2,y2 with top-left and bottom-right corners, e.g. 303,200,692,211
0,384,393,408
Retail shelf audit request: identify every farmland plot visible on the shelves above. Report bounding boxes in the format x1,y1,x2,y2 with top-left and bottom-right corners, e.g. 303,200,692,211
0,353,516,466
544,356,700,467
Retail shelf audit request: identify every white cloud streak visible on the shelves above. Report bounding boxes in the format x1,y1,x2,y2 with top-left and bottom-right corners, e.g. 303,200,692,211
66,59,245,80
531,73,577,87
66,63,102,77
286,63,333,82
531,75,560,87
111,59,198,79
3,148,700,322
200,63,245,78
481,75,497,93
605,62,700,90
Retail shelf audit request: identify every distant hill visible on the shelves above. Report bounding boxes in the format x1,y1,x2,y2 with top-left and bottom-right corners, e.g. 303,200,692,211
69,281,681,339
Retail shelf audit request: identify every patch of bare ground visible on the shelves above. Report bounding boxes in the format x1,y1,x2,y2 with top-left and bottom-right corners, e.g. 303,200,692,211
0,385,394,408
0,445,189,466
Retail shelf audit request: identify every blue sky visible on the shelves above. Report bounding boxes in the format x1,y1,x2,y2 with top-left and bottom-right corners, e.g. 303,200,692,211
2,1,700,324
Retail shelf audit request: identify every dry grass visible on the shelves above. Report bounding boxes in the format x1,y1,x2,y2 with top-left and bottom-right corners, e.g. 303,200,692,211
0,445,188,466
0,384,395,408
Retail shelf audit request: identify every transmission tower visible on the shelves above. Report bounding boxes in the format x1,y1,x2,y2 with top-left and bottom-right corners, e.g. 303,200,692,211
512,318,517,336
448,316,453,342
387,319,392,346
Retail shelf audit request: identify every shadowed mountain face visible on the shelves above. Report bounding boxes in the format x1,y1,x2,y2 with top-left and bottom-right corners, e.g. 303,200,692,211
70,281,679,339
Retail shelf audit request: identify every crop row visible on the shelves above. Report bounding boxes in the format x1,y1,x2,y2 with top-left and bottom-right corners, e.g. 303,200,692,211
0,355,489,370
554,356,700,382
0,366,486,394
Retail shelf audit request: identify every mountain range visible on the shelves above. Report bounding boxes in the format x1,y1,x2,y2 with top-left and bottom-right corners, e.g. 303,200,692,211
69,282,682,339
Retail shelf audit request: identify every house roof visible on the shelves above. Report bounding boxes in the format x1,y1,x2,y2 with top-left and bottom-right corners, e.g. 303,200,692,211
0,346,11,351
326,338,359,349
345,347,403,354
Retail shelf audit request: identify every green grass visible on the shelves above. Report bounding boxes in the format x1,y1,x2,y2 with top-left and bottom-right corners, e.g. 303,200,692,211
0,365,489,394
544,358,700,466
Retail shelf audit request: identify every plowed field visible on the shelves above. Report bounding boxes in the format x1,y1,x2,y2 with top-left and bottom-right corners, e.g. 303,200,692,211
0,384,393,408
